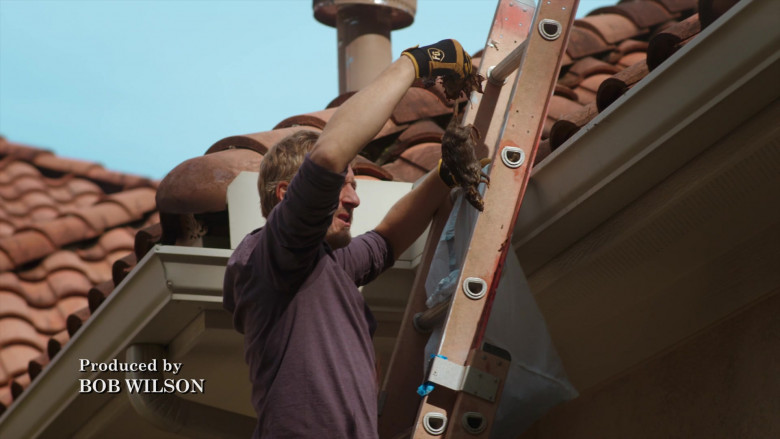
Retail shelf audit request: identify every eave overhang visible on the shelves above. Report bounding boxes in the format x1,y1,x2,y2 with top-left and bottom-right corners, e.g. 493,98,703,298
511,0,780,390
0,246,241,438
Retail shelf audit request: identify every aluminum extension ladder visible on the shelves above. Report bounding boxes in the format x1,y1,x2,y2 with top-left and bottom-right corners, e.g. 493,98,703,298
378,1,579,437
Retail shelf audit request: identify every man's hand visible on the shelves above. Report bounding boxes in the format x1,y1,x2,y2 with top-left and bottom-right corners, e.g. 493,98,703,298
402,39,473,81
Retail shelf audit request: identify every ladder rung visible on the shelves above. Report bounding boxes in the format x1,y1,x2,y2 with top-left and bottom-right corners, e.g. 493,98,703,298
488,39,528,85
412,297,452,333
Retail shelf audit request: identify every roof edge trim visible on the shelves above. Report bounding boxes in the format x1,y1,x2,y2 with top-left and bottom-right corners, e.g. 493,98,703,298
0,246,232,438
512,0,779,271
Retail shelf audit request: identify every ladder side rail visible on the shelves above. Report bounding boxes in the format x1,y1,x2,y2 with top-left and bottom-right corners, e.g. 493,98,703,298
463,0,536,159
412,1,579,437
377,1,535,437
378,200,452,439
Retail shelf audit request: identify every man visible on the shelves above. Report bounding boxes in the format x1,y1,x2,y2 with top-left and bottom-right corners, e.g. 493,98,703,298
223,39,474,438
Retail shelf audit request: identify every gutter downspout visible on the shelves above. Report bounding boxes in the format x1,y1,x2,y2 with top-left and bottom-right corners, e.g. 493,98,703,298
126,344,255,439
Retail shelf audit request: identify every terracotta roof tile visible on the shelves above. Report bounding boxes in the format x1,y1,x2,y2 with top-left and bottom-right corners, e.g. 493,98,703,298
326,91,357,109
545,95,588,138
28,351,48,380
134,222,163,260
87,280,115,313
391,87,453,125
66,307,91,336
206,127,321,155
699,0,739,28
352,157,394,181
47,330,70,359
652,0,698,14
112,252,137,285
10,378,25,399
0,141,161,410
0,290,57,331
574,73,614,105
558,55,623,88
591,0,675,29
617,50,647,68
156,148,263,215
274,109,337,130
0,319,48,352
597,59,651,111
554,84,581,102
382,142,441,183
566,26,615,59
576,13,643,43
647,13,701,70
549,101,598,149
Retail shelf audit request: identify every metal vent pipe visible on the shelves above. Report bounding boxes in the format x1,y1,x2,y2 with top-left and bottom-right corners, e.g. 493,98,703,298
313,0,417,93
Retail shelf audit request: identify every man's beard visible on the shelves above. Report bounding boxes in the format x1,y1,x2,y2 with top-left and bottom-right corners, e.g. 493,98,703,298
325,229,352,249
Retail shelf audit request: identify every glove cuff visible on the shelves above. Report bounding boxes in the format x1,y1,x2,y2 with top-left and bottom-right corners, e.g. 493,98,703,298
437,159,459,188
401,47,429,78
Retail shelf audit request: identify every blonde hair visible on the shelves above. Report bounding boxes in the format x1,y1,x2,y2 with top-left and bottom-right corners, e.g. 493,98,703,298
257,130,320,217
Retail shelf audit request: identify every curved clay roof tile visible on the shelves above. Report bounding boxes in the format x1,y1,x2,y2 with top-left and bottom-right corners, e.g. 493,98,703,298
206,126,320,155
27,351,48,380
156,148,263,215
591,1,674,29
597,59,650,111
566,27,615,60
647,13,701,70
576,13,643,44
66,307,90,336
558,57,621,88
325,91,358,109
391,87,453,125
0,142,50,163
554,84,581,102
87,280,115,313
652,0,698,14
274,109,337,130
0,291,66,335
352,161,394,181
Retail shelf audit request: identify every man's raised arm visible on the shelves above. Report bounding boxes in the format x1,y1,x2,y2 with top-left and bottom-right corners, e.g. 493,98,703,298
310,39,474,173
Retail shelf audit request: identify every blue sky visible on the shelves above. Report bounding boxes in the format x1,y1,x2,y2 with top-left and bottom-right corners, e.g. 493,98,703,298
0,0,611,179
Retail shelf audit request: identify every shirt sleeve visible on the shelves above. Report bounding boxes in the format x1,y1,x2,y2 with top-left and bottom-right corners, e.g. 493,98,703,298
256,154,346,291
333,230,395,286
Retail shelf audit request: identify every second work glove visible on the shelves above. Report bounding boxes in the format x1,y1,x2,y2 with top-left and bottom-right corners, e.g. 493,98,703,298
402,39,473,81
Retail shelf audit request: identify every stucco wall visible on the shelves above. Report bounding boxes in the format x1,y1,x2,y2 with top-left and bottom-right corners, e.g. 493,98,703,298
520,288,780,439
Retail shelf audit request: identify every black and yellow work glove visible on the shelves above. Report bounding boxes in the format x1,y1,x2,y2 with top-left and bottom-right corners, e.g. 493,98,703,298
402,39,473,81
437,157,491,188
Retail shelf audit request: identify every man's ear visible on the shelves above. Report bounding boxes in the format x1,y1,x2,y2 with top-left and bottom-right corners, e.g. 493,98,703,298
275,181,289,202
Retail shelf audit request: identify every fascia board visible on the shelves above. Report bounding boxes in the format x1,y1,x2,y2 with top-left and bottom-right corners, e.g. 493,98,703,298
0,245,232,439
512,0,780,273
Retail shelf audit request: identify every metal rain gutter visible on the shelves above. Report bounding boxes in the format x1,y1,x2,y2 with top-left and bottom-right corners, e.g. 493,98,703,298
0,245,249,438
511,0,780,274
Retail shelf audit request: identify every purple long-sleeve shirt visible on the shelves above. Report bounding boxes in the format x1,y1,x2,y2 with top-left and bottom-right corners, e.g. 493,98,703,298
223,156,394,438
